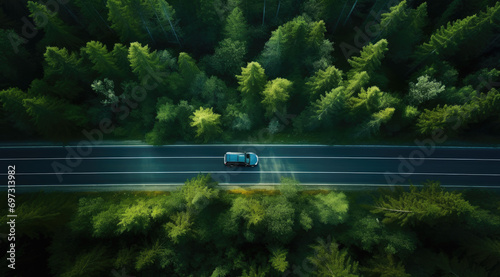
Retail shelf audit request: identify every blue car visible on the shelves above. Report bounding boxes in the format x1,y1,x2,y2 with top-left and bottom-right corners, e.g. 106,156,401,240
224,152,259,167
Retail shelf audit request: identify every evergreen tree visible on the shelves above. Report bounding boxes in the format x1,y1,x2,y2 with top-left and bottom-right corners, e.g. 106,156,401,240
27,1,81,48
43,47,83,80
261,78,292,118
355,107,395,138
128,42,163,83
208,39,246,79
312,191,349,225
0,88,33,134
82,41,123,79
308,238,360,277
372,181,475,226
380,1,428,62
347,39,389,79
306,66,344,101
313,86,348,125
189,107,222,142
236,62,267,123
416,2,500,62
23,96,88,140
225,7,248,43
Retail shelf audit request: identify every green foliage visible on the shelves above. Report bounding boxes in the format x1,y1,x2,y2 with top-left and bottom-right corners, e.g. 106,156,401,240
264,197,295,243
347,39,389,78
380,1,428,62
82,41,122,79
43,47,83,79
128,42,163,83
60,246,109,277
417,2,500,61
362,254,411,277
417,88,500,136
208,38,247,79
230,197,266,228
136,240,165,270
189,107,222,142
308,238,360,277
225,7,248,43
269,248,288,272
306,66,344,100
23,96,88,140
181,173,219,211
165,211,193,243
355,107,395,138
259,16,334,77
0,88,33,133
27,1,81,48
236,62,267,123
314,86,348,124
312,191,349,225
372,181,475,226
408,75,446,106
343,215,416,256
261,78,292,117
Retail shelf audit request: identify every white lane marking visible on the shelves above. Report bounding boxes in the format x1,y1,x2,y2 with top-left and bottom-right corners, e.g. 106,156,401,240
1,144,498,149
0,144,330,148
2,156,500,161
6,183,500,189
3,171,500,176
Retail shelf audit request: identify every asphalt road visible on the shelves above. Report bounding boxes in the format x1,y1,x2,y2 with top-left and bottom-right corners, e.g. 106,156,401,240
1,144,500,188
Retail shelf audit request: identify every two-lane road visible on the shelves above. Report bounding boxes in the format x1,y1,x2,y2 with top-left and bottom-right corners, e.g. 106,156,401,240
1,144,500,189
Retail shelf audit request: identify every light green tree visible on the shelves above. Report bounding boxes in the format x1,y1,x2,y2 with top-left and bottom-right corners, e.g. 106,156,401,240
261,78,292,117
190,107,222,142
128,42,163,83
347,39,389,78
269,248,289,273
306,66,344,100
82,41,122,78
312,191,349,225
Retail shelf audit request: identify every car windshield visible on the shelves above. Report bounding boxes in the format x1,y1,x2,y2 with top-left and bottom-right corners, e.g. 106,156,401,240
246,154,250,163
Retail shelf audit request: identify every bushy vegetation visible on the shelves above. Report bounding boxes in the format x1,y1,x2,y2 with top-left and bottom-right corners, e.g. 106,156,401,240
1,175,499,276
1,0,499,143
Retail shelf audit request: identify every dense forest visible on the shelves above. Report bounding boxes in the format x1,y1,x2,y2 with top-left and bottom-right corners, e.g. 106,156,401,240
0,0,499,143
1,175,499,276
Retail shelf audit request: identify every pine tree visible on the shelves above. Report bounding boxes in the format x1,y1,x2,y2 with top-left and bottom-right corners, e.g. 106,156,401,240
82,41,122,79
372,181,475,226
380,1,428,62
308,239,360,277
23,96,88,140
189,107,222,142
27,1,82,48
347,39,389,78
208,39,246,79
0,88,33,133
355,107,395,138
43,47,83,80
107,0,148,42
225,7,248,43
416,2,500,62
306,66,344,100
128,42,163,83
74,0,111,37
261,78,292,118
313,86,347,124
236,62,267,123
